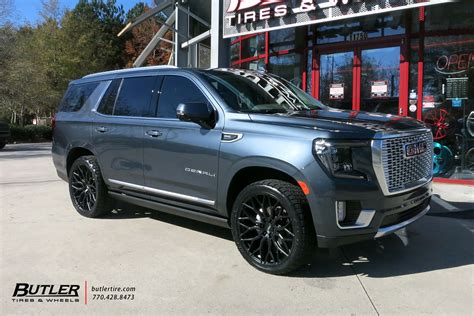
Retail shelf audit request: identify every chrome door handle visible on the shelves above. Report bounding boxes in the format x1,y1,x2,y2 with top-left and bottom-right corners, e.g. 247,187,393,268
95,126,107,133
146,130,162,137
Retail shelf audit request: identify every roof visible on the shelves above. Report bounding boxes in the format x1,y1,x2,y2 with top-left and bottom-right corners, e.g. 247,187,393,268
82,65,178,79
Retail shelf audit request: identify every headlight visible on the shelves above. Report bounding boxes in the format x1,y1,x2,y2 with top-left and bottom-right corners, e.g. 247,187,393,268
313,139,368,179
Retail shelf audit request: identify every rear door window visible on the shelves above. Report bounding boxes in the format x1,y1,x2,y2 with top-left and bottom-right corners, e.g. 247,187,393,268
113,76,158,117
157,76,208,119
59,82,100,112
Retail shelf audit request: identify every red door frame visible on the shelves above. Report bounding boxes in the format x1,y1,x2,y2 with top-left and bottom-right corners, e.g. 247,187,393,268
310,35,408,115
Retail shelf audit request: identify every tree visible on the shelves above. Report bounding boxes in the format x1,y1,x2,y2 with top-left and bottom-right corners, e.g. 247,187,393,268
123,3,172,67
0,0,13,25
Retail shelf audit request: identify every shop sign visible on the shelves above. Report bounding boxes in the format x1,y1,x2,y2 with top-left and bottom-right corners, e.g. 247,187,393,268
451,99,462,108
435,52,474,75
223,0,453,38
371,80,388,98
329,83,344,99
445,77,469,100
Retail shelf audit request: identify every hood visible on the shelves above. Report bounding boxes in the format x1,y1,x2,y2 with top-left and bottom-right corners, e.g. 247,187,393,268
248,109,428,138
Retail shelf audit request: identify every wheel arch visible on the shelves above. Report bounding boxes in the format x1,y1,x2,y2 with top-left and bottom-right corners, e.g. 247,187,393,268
66,146,96,176
220,158,309,219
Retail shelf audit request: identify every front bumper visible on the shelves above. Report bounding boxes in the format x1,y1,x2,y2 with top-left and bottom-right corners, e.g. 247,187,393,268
304,178,432,248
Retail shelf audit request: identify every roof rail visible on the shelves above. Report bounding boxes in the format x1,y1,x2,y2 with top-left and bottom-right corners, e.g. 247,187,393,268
83,65,178,79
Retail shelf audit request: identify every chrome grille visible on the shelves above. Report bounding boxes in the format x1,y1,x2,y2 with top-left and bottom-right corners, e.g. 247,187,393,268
372,131,433,195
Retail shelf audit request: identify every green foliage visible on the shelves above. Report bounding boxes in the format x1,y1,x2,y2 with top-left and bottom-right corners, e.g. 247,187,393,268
0,0,152,127
9,125,53,142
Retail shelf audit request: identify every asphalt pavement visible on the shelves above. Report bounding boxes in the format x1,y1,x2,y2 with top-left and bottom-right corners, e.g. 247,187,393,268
1,143,473,315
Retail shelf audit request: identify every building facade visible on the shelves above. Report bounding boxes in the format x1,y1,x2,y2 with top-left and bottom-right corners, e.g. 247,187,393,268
228,0,474,182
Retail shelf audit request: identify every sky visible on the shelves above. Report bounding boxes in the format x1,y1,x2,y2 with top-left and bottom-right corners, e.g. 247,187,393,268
12,0,150,25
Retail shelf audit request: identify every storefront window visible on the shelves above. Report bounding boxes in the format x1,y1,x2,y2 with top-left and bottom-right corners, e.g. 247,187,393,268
422,34,474,179
268,54,303,88
316,12,405,45
240,59,265,71
360,46,400,115
319,51,353,110
270,28,296,51
417,1,474,179
241,34,265,59
230,42,240,62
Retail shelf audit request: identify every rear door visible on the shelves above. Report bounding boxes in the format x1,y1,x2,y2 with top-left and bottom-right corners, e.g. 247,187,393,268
143,75,222,209
92,75,160,187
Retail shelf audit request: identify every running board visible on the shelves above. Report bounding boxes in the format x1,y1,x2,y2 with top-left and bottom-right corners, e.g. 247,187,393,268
109,191,229,228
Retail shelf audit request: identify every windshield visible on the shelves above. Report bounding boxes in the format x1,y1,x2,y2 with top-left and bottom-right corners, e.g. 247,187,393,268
200,69,328,114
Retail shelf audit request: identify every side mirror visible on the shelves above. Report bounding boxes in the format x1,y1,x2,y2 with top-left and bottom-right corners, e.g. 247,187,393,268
176,102,216,129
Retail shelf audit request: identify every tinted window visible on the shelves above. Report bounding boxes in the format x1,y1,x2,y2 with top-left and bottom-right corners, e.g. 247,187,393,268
114,76,157,117
157,76,207,118
200,70,326,113
59,82,99,112
97,79,120,115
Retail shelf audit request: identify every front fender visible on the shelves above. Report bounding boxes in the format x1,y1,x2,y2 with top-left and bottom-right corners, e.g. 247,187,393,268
216,156,310,217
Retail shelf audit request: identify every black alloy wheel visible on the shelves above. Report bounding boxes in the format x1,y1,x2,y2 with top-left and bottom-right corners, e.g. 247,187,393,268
68,155,113,218
231,180,316,275
237,193,295,265
70,163,97,213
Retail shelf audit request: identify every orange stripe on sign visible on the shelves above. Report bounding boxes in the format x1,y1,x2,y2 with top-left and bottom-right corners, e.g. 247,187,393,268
297,181,310,195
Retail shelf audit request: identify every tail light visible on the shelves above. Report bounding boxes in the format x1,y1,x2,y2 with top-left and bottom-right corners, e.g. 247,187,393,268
51,114,56,134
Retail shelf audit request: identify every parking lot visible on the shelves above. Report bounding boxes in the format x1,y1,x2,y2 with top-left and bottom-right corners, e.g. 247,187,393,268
1,143,473,314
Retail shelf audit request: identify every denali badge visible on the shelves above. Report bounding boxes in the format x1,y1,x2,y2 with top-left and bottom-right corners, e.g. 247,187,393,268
185,167,216,178
404,141,428,157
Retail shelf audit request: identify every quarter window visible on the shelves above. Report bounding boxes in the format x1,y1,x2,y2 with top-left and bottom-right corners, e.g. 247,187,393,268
113,76,157,117
157,76,208,118
59,82,100,112
97,79,120,115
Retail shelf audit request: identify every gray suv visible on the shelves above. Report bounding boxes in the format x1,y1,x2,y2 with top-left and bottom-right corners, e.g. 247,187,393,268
52,66,433,274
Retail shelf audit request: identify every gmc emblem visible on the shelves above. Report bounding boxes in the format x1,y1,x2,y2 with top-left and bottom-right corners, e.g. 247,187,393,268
404,141,428,157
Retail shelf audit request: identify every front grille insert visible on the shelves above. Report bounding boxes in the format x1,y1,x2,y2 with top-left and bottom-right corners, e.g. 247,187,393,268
372,131,433,195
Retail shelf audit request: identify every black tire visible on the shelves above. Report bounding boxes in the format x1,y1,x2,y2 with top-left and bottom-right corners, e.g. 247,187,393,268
68,155,113,218
0,142,5,149
230,179,316,275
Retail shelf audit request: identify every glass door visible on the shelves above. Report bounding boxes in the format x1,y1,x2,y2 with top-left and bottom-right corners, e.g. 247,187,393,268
360,46,400,115
319,51,354,110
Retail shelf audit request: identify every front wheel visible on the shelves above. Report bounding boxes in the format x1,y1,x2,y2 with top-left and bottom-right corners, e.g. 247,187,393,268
231,180,316,275
68,155,113,218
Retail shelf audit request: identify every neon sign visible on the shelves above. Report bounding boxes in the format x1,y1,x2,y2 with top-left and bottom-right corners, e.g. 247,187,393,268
435,53,474,75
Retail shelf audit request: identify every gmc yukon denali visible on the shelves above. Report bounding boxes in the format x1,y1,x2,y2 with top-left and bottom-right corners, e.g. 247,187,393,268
52,66,433,274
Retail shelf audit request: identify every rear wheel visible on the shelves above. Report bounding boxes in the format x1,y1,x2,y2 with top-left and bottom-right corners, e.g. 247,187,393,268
0,142,5,149
231,179,316,275
68,155,113,218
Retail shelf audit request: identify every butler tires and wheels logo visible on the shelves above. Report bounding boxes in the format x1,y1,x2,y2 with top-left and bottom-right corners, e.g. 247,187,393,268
225,0,364,26
227,0,283,12
11,283,81,303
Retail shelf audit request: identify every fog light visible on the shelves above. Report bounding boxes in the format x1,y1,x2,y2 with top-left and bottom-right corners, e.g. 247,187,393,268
336,201,346,222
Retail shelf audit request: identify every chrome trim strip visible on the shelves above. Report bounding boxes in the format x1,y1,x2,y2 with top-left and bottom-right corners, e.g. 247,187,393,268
108,179,215,206
221,132,243,143
337,207,376,230
373,128,431,140
375,205,430,238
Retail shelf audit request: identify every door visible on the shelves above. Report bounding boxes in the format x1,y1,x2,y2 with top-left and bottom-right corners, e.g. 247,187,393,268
359,46,400,115
315,45,403,115
92,76,159,186
319,51,354,110
143,75,221,208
